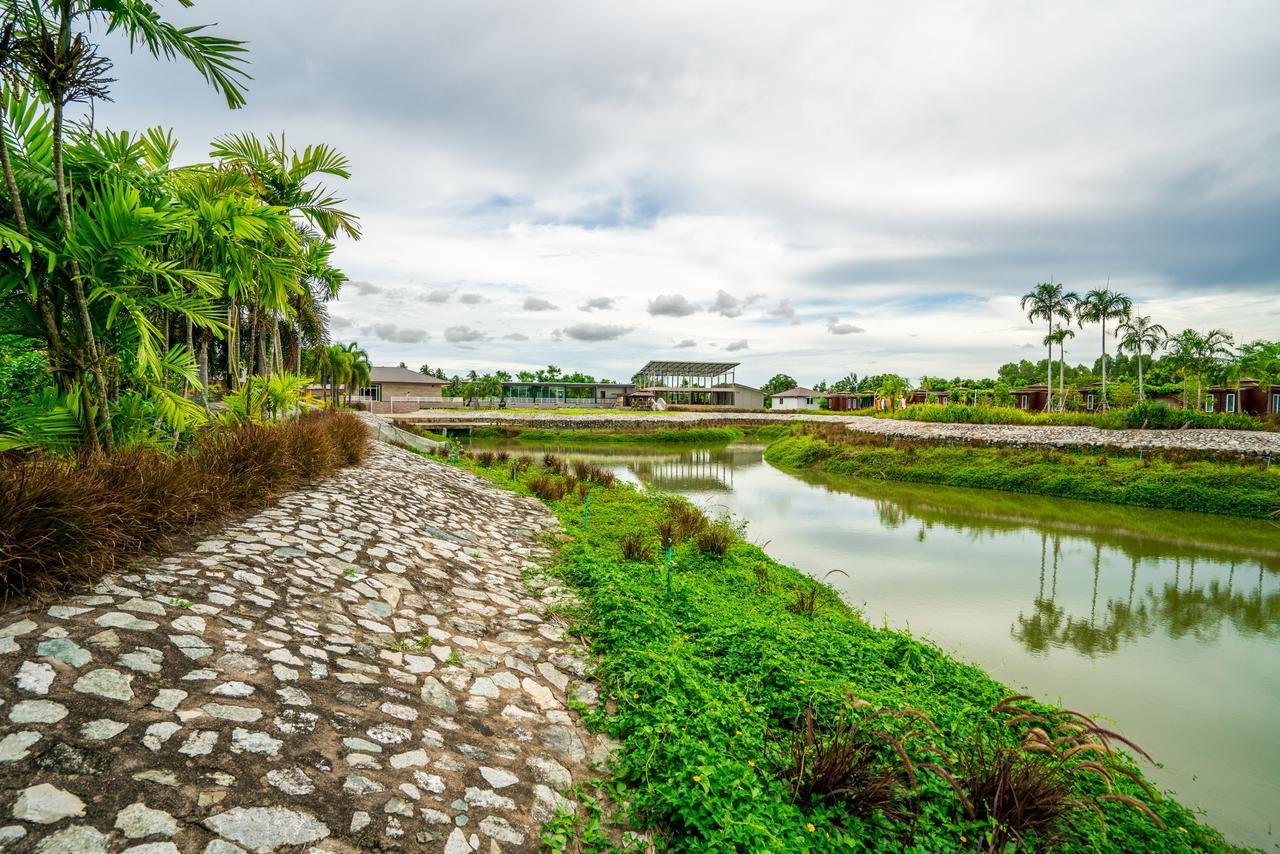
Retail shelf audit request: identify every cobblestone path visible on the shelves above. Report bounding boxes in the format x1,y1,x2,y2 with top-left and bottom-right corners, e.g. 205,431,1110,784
0,440,609,852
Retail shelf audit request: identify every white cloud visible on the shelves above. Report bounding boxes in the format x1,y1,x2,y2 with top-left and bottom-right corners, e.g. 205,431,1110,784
561,323,635,342
648,294,700,317
579,296,616,312
362,323,429,344
523,296,560,311
725,339,749,352
827,316,865,335
674,338,697,348
444,325,488,344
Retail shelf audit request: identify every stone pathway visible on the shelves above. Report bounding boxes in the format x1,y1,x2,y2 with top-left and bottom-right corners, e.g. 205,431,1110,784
0,440,611,852
394,410,1280,456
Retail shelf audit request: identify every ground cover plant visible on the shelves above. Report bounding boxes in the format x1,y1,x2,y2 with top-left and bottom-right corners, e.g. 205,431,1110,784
0,411,366,604
442,448,1233,851
765,426,1280,519
870,402,1264,431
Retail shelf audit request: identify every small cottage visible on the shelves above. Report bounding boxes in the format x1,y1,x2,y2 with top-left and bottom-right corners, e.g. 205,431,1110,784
1012,384,1049,411
770,386,820,410
1203,379,1280,416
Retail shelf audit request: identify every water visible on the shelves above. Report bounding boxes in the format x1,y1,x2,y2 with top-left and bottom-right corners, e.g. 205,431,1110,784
477,439,1280,849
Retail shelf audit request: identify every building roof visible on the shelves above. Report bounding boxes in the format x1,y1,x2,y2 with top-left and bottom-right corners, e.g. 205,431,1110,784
369,366,446,384
636,360,740,377
771,386,818,398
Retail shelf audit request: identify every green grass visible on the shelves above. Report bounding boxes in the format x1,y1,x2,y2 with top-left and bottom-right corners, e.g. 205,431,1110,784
765,430,1280,518
438,449,1236,852
873,402,1265,431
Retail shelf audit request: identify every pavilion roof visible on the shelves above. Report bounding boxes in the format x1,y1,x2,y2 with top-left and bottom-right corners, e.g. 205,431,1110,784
636,360,739,377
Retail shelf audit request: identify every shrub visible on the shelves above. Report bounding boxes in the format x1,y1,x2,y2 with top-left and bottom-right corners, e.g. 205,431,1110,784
619,531,654,562
526,473,569,501
0,411,368,604
666,498,709,543
543,453,565,474
571,459,617,487
473,449,496,466
695,519,736,557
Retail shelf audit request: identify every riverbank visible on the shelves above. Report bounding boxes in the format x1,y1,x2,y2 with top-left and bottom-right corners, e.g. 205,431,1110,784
466,425,747,445
0,440,607,851
396,409,1280,457
444,449,1237,851
765,429,1280,518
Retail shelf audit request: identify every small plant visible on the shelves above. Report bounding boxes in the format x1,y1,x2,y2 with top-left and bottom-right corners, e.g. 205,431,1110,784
571,460,617,487
444,651,464,666
527,473,569,501
543,453,565,474
753,562,770,592
771,694,937,823
168,597,193,609
495,450,510,464
665,498,709,543
954,695,1165,851
619,531,654,562
474,449,496,466
695,519,735,557
344,567,359,579
789,586,821,618
657,518,677,550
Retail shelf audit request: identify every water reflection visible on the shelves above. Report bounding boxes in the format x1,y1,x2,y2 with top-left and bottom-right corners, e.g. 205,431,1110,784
471,439,1280,847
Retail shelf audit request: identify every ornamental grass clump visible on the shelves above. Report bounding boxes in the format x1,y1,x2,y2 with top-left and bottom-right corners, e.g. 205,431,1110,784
665,498,709,543
619,531,654,563
954,695,1164,852
0,411,367,605
695,518,736,557
571,459,617,487
526,472,569,502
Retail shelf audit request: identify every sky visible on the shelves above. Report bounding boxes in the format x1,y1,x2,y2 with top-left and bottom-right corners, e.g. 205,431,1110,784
93,1,1280,387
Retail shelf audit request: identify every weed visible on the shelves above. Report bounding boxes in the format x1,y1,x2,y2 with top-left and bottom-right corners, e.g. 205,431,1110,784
445,651,464,666
473,449,496,466
168,597,192,609
528,473,569,501
695,518,736,557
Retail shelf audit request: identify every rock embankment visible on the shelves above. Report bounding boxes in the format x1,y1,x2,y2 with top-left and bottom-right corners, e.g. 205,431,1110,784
0,440,609,852
395,410,1280,456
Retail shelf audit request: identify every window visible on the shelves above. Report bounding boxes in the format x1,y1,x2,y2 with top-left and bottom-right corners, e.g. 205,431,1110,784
1205,397,1214,412
357,385,381,401
1019,394,1028,409
1225,393,1236,414
1273,392,1280,414
1086,394,1095,410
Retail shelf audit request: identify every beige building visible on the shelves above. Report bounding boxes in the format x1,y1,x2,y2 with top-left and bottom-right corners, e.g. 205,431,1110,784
357,366,448,413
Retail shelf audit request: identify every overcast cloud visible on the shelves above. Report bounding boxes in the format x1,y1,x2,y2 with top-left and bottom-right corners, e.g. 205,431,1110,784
93,1,1280,385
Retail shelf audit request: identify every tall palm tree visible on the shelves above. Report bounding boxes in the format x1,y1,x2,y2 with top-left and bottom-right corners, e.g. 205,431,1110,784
1021,281,1076,411
1045,327,1075,410
1116,314,1168,403
2,0,247,451
1075,286,1132,410
340,341,370,406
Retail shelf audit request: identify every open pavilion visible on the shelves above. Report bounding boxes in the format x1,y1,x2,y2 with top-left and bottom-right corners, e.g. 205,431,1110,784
631,361,764,409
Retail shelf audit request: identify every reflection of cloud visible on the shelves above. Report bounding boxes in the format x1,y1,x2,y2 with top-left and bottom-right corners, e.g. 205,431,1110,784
562,323,635,342
648,294,698,317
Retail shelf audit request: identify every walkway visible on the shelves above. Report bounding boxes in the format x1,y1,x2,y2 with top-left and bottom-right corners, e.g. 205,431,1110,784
0,441,608,852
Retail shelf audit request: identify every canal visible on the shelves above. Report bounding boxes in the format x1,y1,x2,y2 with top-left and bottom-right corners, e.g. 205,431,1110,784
472,437,1280,849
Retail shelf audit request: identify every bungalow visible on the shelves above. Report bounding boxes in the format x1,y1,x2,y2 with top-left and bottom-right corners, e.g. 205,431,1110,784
356,366,448,413
1204,379,1280,416
826,391,876,411
908,389,952,406
771,386,820,410
1079,382,1102,411
1012,384,1049,411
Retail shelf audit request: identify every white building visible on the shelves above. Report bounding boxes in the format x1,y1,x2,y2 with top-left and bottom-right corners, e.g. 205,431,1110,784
770,386,820,410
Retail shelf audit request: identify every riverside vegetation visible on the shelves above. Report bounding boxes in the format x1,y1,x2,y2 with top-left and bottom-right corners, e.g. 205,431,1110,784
428,444,1233,851
765,424,1280,519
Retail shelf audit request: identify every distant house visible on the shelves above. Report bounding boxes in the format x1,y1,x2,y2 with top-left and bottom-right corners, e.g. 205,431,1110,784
1148,391,1183,408
1012,384,1049,411
826,391,875,411
1204,379,1280,416
770,386,820,410
356,366,448,412
1079,382,1102,411
908,389,951,406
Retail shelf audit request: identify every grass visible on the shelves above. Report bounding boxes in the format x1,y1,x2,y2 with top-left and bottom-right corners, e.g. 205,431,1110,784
872,402,1264,431
765,426,1280,519
0,410,368,604
440,447,1234,851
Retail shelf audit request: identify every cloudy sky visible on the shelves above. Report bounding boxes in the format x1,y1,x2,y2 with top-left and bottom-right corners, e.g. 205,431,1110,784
95,1,1279,386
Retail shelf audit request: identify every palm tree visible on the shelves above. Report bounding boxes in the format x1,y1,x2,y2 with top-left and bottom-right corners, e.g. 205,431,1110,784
1075,286,1132,410
1,0,247,450
1164,329,1202,408
1021,281,1077,410
340,341,370,406
1044,327,1075,410
1116,314,1168,402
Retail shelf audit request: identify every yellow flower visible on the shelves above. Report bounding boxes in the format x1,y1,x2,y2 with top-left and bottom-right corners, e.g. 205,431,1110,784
960,836,967,843
693,775,702,782
747,760,755,767
632,692,638,699
1178,828,1188,834
806,823,815,833
735,729,742,736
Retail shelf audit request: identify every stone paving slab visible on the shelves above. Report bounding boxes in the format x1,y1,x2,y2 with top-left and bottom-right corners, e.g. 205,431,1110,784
0,440,611,852
393,410,1280,456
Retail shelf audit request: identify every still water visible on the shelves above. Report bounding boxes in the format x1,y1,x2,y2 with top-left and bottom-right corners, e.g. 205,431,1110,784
478,440,1280,849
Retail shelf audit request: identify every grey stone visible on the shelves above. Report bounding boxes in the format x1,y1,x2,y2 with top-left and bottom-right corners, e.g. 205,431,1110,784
420,676,457,712
81,719,128,740
115,801,179,838
9,700,67,724
150,689,187,712
15,661,55,694
36,638,92,668
12,783,85,824
203,703,263,722
0,732,41,763
73,668,134,701
265,767,314,795
142,722,182,751
203,807,330,853
0,826,26,849
32,825,108,854
230,728,282,756
179,730,219,756
478,815,525,845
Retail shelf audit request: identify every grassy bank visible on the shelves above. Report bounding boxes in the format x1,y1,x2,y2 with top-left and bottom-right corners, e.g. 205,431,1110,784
870,402,1268,431
471,425,747,445
765,427,1280,519
431,446,1233,852
0,411,368,604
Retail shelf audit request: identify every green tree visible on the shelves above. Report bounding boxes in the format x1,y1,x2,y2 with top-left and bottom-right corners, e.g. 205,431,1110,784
1044,327,1075,410
1021,281,1077,411
761,373,797,407
1116,314,1168,402
1075,287,1132,410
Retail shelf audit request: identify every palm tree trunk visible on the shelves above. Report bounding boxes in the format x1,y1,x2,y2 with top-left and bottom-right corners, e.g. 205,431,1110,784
197,333,210,412
1100,321,1108,410
1058,343,1065,410
1046,323,1054,412
52,98,111,453
1137,343,1144,402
